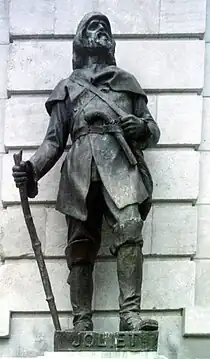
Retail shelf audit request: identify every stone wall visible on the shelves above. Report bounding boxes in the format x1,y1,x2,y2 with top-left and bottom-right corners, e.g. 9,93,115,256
0,1,209,358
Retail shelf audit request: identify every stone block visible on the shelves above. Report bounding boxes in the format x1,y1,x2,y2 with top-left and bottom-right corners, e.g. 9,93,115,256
160,0,206,34
5,95,49,148
157,94,202,146
200,98,210,150
9,0,54,35
97,0,159,34
197,205,210,258
0,44,8,98
151,204,197,256
183,306,210,336
197,152,210,204
0,315,69,357
54,0,95,34
0,99,5,152
205,0,210,42
0,259,70,311
45,208,152,258
145,149,199,201
45,352,162,359
204,43,210,96
0,206,46,258
94,260,195,310
8,40,205,91
0,299,10,338
0,0,9,44
2,149,199,204
0,313,179,358
54,0,159,35
195,260,210,306
94,313,181,359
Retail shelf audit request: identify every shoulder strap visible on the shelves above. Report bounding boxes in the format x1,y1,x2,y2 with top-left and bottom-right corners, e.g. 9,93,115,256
71,76,126,118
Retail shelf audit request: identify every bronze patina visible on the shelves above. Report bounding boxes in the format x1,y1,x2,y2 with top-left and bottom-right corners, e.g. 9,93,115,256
12,12,160,333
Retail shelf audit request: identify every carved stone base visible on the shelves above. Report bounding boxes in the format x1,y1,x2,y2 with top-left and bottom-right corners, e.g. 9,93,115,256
54,330,158,352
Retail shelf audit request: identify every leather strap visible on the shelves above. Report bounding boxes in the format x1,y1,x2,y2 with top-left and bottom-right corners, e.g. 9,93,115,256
73,124,122,142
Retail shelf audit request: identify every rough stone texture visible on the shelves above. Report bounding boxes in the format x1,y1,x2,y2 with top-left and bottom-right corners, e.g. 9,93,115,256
0,206,46,258
0,259,71,311
200,98,210,150
94,260,195,310
5,95,49,148
0,315,70,357
160,0,206,34
0,0,9,44
0,313,180,357
197,205,210,258
8,40,205,91
0,99,5,152
144,150,199,201
195,260,210,306
204,43,210,96
197,152,210,204
44,208,152,258
54,0,160,34
9,0,54,35
2,150,199,204
54,0,95,35
0,299,10,338
4,94,203,149
95,0,159,34
157,95,202,146
151,204,197,256
183,306,210,336
0,44,8,98
0,259,194,312
46,352,162,359
205,0,210,42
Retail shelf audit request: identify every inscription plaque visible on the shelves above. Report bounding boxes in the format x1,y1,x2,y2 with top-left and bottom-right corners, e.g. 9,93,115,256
54,331,158,352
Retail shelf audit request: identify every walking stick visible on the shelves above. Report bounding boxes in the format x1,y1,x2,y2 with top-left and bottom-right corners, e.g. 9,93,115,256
13,150,61,331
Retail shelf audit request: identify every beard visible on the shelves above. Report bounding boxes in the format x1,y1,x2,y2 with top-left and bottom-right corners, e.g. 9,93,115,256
85,31,112,55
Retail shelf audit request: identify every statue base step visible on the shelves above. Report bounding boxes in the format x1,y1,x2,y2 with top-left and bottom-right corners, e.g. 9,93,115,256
46,352,167,359
54,330,158,352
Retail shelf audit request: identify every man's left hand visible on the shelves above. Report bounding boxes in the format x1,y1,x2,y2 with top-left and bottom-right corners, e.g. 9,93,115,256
121,114,146,140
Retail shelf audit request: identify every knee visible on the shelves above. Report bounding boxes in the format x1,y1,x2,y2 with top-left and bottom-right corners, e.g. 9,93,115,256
114,217,143,241
65,239,98,270
110,217,143,256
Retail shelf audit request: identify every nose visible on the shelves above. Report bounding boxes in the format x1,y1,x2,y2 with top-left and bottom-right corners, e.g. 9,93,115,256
98,23,105,30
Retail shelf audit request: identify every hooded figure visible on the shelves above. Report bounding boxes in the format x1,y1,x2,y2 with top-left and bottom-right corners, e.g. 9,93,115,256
13,12,160,332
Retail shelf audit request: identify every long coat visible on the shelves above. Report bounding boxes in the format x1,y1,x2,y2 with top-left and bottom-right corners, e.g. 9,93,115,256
28,66,160,221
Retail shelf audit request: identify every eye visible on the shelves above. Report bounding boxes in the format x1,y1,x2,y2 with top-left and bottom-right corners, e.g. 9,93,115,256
88,20,99,31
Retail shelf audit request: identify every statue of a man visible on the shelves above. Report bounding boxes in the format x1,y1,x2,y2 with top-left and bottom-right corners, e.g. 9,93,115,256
13,12,160,332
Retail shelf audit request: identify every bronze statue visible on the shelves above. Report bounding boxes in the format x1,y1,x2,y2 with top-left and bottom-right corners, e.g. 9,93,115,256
12,12,160,332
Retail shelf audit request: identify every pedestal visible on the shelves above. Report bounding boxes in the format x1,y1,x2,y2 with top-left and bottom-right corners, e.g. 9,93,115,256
54,330,158,352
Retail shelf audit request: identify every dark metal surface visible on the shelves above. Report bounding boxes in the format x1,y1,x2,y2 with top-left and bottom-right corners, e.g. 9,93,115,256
13,150,61,331
54,330,158,352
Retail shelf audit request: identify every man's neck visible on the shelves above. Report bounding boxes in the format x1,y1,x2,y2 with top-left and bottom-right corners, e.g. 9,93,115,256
83,55,108,71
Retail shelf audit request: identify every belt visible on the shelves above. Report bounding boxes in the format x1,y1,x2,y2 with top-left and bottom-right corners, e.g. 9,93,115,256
72,124,122,142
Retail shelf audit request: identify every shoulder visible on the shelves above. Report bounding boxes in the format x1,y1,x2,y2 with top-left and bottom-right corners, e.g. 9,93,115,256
45,78,71,115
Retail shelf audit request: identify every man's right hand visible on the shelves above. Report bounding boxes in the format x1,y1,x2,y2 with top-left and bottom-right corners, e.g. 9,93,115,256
12,161,29,188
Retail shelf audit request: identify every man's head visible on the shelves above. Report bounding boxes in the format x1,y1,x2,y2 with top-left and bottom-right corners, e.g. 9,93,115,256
72,12,116,69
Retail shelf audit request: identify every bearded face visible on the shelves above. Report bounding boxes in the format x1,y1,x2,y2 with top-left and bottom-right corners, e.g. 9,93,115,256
84,18,112,54
72,13,116,69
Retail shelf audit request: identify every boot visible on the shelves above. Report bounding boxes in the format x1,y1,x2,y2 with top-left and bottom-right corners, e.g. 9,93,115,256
117,244,158,331
68,264,94,331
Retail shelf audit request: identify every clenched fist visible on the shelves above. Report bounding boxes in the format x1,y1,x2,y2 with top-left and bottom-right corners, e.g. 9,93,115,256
121,114,147,140
12,161,30,188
